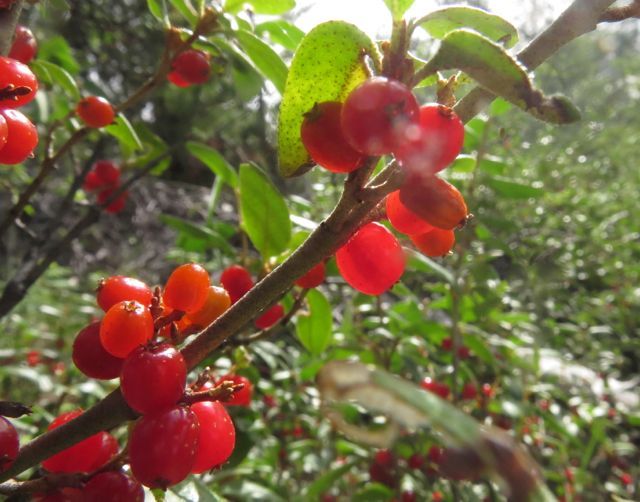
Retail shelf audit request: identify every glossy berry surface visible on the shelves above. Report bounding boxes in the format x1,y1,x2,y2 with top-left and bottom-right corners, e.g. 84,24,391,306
295,261,326,289
336,222,405,295
163,263,210,313
0,417,18,473
341,77,419,156
167,70,191,88
394,104,464,175
170,49,211,85
399,174,468,230
8,25,37,64
421,377,450,399
385,190,434,236
217,374,253,407
97,275,152,312
191,400,236,473
42,410,117,473
301,101,364,173
76,96,115,128
97,187,128,214
186,285,231,328
0,109,38,165
82,471,144,502
121,343,187,415
0,114,7,152
72,321,123,379
0,56,38,108
410,228,455,257
255,303,284,330
129,406,200,488
99,300,154,358
220,265,254,303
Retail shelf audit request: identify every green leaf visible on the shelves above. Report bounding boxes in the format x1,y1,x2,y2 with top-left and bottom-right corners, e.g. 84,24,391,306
234,30,288,94
485,177,544,199
225,0,295,14
256,20,305,51
383,0,415,20
304,461,357,499
147,0,164,21
168,0,198,25
186,141,239,188
239,163,291,258
36,36,79,74
426,30,580,124
278,21,380,177
31,61,80,100
406,249,454,284
296,289,333,355
104,114,144,155
418,6,518,48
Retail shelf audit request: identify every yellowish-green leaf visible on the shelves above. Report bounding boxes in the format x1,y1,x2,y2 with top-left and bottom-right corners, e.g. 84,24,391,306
296,289,333,355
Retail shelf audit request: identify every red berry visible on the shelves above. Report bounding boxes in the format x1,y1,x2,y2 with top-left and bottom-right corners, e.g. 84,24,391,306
97,275,152,312
421,377,450,399
163,263,210,313
407,453,424,470
457,346,471,359
0,109,38,165
386,190,434,236
432,491,444,502
336,222,405,295
0,56,38,108
82,170,102,192
26,349,41,366
76,96,115,128
0,1,17,9
8,25,37,64
620,472,633,486
301,101,364,173
441,337,453,350
394,104,464,175
99,300,154,358
94,160,121,185
170,49,211,85
167,70,191,88
217,374,253,407
186,285,231,328
461,383,478,400
97,186,128,214
0,417,19,473
341,77,419,155
72,321,123,379
191,400,236,473
410,228,455,258
0,113,7,151
295,261,326,289
129,406,200,488
481,383,493,398
42,410,117,473
428,446,443,464
368,461,397,487
220,265,254,303
121,343,187,415
402,491,417,502
374,449,394,467
255,303,284,330
399,174,468,230
82,471,144,502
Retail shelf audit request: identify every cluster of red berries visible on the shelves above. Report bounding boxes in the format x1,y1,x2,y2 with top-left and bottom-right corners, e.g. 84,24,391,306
301,77,468,295
167,49,211,88
82,160,128,213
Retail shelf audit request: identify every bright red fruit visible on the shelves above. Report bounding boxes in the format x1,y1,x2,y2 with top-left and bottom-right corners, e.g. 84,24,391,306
42,410,117,473
394,104,464,175
220,265,254,303
341,77,419,156
97,275,152,312
97,186,128,213
121,343,187,415
295,261,326,289
336,222,405,295
410,228,455,257
301,101,364,173
72,321,123,379
82,170,102,191
186,285,231,328
100,300,154,358
255,303,284,330
0,56,38,108
129,406,200,488
0,113,7,151
167,70,191,88
163,263,210,313
421,377,450,399
170,49,211,85
191,400,236,473
94,160,121,185
461,383,478,400
0,109,38,165
374,449,394,467
9,25,37,64
76,96,115,128
386,190,434,235
399,174,468,230
0,417,19,473
217,374,253,407
82,471,144,502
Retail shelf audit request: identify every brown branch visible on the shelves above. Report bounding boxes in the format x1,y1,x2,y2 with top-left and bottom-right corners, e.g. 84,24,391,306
0,0,22,56
599,0,640,22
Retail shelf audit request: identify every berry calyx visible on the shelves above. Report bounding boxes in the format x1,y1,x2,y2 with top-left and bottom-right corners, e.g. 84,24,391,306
295,261,326,289
82,471,144,502
336,222,405,295
341,77,419,155
99,300,154,358
217,374,253,407
186,285,231,328
120,343,187,415
72,321,124,380
255,303,284,330
169,49,211,86
163,263,210,313
0,417,19,473
0,56,38,108
76,96,115,128
129,406,200,488
300,101,364,173
220,265,254,303
410,228,455,257
385,190,434,235
96,275,152,312
0,109,38,165
9,25,37,64
191,400,236,473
